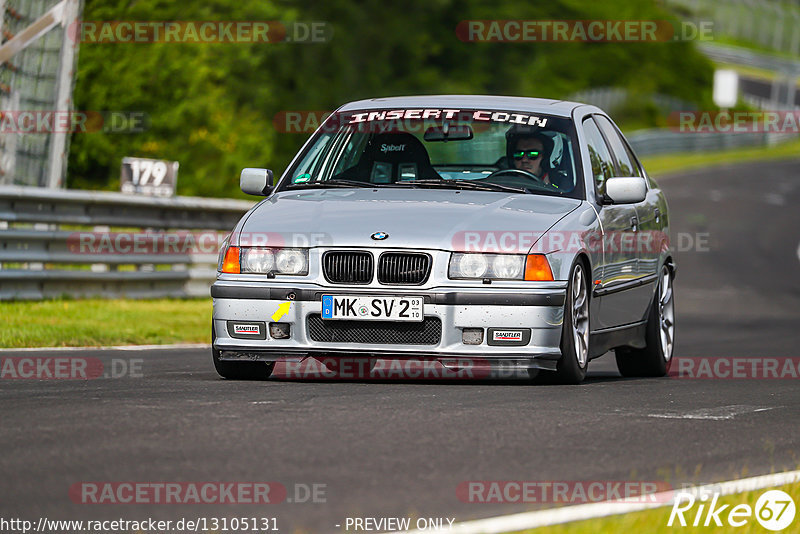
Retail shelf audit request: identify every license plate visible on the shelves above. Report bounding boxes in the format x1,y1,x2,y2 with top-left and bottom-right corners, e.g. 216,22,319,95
321,295,424,321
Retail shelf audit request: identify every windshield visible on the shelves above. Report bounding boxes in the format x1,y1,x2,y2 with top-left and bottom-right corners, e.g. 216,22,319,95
280,108,583,198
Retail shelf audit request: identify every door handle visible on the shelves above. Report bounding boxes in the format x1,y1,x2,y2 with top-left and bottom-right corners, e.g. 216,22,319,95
654,208,661,223
630,216,638,232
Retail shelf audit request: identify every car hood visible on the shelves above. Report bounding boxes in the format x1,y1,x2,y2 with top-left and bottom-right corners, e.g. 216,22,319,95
238,188,582,253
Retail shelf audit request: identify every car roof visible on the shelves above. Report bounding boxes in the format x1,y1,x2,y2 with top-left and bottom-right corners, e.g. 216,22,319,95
336,95,585,118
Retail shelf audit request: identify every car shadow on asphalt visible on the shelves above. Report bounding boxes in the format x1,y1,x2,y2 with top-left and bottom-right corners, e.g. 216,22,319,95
201,373,654,386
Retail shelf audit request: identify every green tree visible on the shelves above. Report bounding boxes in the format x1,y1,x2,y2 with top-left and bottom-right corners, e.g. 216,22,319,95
69,0,714,197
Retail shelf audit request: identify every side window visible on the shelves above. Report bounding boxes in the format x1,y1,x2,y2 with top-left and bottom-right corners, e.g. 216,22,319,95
594,115,641,178
582,118,615,195
291,133,333,182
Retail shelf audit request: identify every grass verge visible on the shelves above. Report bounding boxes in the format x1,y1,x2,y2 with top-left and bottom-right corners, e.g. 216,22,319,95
520,480,799,534
0,298,211,348
641,137,800,177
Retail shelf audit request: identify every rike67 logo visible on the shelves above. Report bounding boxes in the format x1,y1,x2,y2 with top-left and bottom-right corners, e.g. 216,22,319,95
669,489,796,531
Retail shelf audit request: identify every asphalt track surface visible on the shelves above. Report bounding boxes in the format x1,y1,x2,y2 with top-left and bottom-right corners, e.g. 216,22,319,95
2,160,799,533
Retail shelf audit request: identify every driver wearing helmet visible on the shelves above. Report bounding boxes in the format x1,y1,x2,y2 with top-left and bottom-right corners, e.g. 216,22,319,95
506,128,557,188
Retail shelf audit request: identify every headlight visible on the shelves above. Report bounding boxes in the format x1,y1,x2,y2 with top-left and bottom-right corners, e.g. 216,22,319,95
453,253,489,278
275,249,307,274
241,248,275,273
492,255,524,279
449,253,553,281
221,246,308,275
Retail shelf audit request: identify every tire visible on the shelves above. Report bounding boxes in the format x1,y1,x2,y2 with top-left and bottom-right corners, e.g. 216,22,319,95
615,265,675,377
531,260,590,385
212,325,274,380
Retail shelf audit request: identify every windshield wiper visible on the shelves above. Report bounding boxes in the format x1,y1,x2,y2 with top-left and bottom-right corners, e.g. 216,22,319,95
394,178,532,194
284,178,378,189
285,178,533,194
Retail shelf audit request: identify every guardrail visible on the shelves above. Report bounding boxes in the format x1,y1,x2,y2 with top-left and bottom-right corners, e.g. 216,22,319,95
698,42,800,77
570,86,799,157
0,186,254,300
569,88,698,116
668,0,800,59
628,129,798,156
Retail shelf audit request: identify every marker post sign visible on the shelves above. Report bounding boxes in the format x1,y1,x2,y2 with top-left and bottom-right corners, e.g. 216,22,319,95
713,69,739,109
120,157,179,197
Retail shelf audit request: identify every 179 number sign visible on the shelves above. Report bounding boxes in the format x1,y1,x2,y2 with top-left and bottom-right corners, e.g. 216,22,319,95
121,157,179,197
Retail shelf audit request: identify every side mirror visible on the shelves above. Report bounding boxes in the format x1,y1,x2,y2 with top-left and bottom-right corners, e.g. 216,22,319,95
240,168,274,196
603,176,646,204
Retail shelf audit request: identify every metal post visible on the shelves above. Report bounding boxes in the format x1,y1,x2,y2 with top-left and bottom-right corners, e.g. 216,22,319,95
1,93,20,184
788,77,798,110
46,0,82,189
770,77,782,109
0,0,6,184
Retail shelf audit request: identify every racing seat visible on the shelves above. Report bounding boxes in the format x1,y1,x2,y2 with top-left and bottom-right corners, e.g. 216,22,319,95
335,132,440,183
549,153,574,191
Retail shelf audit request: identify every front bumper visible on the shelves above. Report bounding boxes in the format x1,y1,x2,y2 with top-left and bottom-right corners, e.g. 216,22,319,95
211,282,567,370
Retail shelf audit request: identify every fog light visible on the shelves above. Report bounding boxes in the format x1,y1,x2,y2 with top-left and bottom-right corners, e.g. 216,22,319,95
462,328,484,345
269,322,290,339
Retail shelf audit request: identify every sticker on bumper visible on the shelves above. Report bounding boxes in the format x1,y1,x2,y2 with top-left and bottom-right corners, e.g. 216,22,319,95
487,327,531,346
492,330,523,341
234,324,260,335
226,321,267,340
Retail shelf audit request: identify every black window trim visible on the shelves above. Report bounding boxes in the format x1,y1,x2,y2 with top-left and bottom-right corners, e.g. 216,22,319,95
581,115,616,203
590,113,650,190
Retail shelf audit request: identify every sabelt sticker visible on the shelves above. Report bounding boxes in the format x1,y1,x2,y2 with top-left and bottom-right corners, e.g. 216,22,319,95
233,324,261,335
380,144,406,153
492,330,523,341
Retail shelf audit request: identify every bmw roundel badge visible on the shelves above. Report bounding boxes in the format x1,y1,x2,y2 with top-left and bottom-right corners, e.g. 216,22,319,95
371,232,389,240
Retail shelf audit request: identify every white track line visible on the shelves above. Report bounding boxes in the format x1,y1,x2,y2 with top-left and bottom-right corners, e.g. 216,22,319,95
646,405,777,420
394,470,800,534
0,343,210,352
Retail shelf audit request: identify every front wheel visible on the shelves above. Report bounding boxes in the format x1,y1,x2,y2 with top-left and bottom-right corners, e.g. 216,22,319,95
531,261,590,384
615,265,675,377
212,325,274,380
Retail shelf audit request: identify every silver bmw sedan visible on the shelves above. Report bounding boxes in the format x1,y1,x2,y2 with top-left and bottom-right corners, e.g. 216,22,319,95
211,95,675,384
